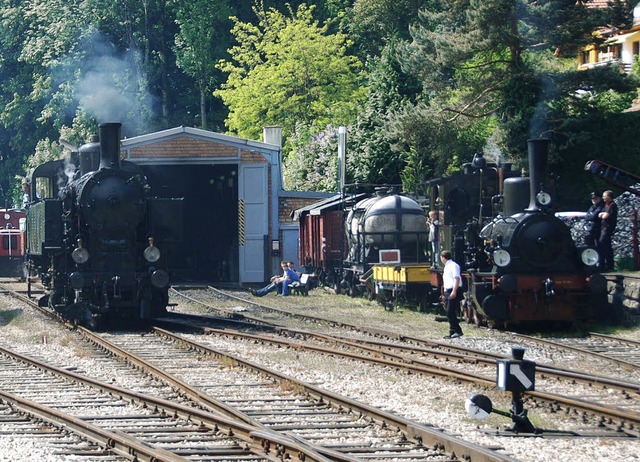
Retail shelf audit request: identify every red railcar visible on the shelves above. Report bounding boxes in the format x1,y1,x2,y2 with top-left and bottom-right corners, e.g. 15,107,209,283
295,193,366,288
0,209,26,277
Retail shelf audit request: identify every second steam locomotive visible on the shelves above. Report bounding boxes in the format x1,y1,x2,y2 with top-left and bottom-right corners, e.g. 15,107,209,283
297,139,609,328
460,139,607,326
25,122,183,329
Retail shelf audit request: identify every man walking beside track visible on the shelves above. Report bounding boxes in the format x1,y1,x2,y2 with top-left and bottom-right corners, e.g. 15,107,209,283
440,250,463,339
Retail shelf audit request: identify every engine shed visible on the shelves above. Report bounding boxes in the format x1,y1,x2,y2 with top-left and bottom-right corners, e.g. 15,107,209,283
120,126,327,284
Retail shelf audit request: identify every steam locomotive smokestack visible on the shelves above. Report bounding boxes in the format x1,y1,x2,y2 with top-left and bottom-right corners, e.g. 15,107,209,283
526,138,549,212
99,122,122,170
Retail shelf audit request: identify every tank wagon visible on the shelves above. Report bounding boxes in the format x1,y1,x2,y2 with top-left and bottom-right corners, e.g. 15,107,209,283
25,122,184,329
341,189,429,296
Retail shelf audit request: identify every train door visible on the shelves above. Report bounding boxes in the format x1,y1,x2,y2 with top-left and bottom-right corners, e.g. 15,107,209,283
239,164,268,282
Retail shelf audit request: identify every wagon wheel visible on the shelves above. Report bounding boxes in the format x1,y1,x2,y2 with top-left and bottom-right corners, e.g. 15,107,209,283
366,288,376,301
462,294,474,324
472,309,484,327
462,294,484,326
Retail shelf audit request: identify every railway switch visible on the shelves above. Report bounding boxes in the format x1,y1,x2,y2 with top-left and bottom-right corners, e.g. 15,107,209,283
467,347,538,434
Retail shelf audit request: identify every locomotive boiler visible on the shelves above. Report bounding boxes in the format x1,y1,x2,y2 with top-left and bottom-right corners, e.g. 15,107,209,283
463,139,608,326
26,122,183,328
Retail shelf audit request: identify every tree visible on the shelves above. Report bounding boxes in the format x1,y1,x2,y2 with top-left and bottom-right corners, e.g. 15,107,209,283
347,0,431,57
393,0,639,179
284,124,341,191
215,2,364,143
173,0,233,130
347,44,420,186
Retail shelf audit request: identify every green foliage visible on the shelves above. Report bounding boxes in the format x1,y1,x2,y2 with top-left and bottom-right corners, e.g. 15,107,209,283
215,3,364,143
173,0,234,129
347,0,429,57
347,45,418,186
392,0,640,182
0,0,638,206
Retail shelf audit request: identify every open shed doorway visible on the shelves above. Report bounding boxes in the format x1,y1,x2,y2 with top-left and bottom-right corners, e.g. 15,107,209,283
141,163,239,282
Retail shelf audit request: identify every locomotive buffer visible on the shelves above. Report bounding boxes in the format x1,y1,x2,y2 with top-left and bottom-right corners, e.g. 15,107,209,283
584,160,640,196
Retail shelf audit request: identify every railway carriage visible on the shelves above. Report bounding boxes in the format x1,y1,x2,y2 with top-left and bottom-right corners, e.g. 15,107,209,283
0,209,26,277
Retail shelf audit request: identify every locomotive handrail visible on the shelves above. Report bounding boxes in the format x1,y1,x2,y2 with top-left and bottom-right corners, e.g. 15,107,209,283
584,159,640,196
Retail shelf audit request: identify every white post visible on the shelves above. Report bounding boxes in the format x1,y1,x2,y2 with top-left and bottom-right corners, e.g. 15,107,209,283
338,126,346,193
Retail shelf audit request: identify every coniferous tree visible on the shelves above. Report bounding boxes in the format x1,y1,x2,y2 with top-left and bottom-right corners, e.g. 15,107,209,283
394,0,639,182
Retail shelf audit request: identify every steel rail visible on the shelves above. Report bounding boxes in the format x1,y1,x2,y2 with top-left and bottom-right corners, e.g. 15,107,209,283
0,389,189,462
508,332,640,371
160,319,640,428
78,326,358,462
0,337,331,462
149,326,521,462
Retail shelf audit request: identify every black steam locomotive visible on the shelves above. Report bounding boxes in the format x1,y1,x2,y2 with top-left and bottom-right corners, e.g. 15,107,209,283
460,140,608,326
25,123,183,329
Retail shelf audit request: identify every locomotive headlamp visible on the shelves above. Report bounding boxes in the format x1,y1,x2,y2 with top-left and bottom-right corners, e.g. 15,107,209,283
69,272,84,289
535,191,551,206
581,248,599,267
144,237,161,263
72,238,90,264
493,249,511,267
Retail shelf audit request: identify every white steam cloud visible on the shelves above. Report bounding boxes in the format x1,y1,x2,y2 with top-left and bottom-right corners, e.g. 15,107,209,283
74,32,155,135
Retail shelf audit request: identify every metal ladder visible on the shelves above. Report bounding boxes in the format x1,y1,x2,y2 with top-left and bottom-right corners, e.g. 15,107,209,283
584,160,640,196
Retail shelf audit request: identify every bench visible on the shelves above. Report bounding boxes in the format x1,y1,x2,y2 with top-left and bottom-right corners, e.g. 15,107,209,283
290,274,310,296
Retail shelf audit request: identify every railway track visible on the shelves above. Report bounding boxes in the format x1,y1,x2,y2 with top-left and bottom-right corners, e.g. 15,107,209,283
508,331,640,370
86,326,513,462
167,287,640,431
0,343,291,462
172,286,640,377
3,280,640,460
0,393,133,461
0,281,519,462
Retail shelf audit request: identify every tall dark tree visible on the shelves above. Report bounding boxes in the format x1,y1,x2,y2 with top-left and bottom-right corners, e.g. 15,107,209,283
395,0,639,181
173,0,234,130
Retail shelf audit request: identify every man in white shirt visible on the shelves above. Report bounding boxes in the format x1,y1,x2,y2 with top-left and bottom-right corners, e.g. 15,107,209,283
440,250,463,339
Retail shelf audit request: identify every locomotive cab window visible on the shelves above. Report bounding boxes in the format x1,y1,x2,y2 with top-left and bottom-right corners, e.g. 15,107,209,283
34,176,54,199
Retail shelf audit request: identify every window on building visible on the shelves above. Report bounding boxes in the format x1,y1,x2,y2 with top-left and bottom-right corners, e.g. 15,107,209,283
633,41,639,56
580,50,591,64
